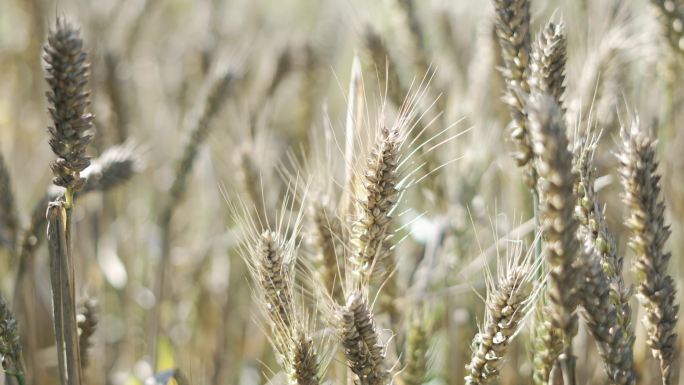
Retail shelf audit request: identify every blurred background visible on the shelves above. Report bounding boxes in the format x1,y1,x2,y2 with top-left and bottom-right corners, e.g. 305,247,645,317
0,0,683,384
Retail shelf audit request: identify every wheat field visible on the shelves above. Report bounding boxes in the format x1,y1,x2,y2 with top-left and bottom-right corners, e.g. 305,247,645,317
0,0,683,384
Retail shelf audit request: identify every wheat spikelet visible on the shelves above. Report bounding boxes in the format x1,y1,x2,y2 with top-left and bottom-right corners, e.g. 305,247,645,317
618,123,678,385
493,0,533,171
528,95,581,354
465,242,539,385
44,18,94,194
0,153,18,251
530,20,567,114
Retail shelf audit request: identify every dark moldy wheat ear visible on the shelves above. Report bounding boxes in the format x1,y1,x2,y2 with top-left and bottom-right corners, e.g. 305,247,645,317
44,18,94,194
618,124,678,385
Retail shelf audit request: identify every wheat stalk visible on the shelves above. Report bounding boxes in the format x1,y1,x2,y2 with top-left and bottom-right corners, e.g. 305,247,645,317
47,202,83,385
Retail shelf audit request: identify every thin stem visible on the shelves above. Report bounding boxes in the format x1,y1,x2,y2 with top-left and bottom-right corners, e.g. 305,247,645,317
559,353,577,385
532,188,542,278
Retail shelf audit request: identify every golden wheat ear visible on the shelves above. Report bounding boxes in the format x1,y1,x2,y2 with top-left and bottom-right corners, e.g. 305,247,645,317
618,122,678,385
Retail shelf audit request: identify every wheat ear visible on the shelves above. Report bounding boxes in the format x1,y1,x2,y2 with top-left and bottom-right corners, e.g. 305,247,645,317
0,153,18,252
528,95,581,375
493,0,533,176
77,299,98,370
0,297,25,385
618,123,678,385
242,227,322,385
401,313,429,385
530,20,567,114
44,18,93,204
649,0,684,55
43,18,95,385
333,291,389,385
465,242,540,385
531,305,564,385
311,201,345,300
575,135,635,385
349,124,400,282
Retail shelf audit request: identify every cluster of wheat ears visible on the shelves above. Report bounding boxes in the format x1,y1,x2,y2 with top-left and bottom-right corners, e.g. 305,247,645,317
0,0,683,385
